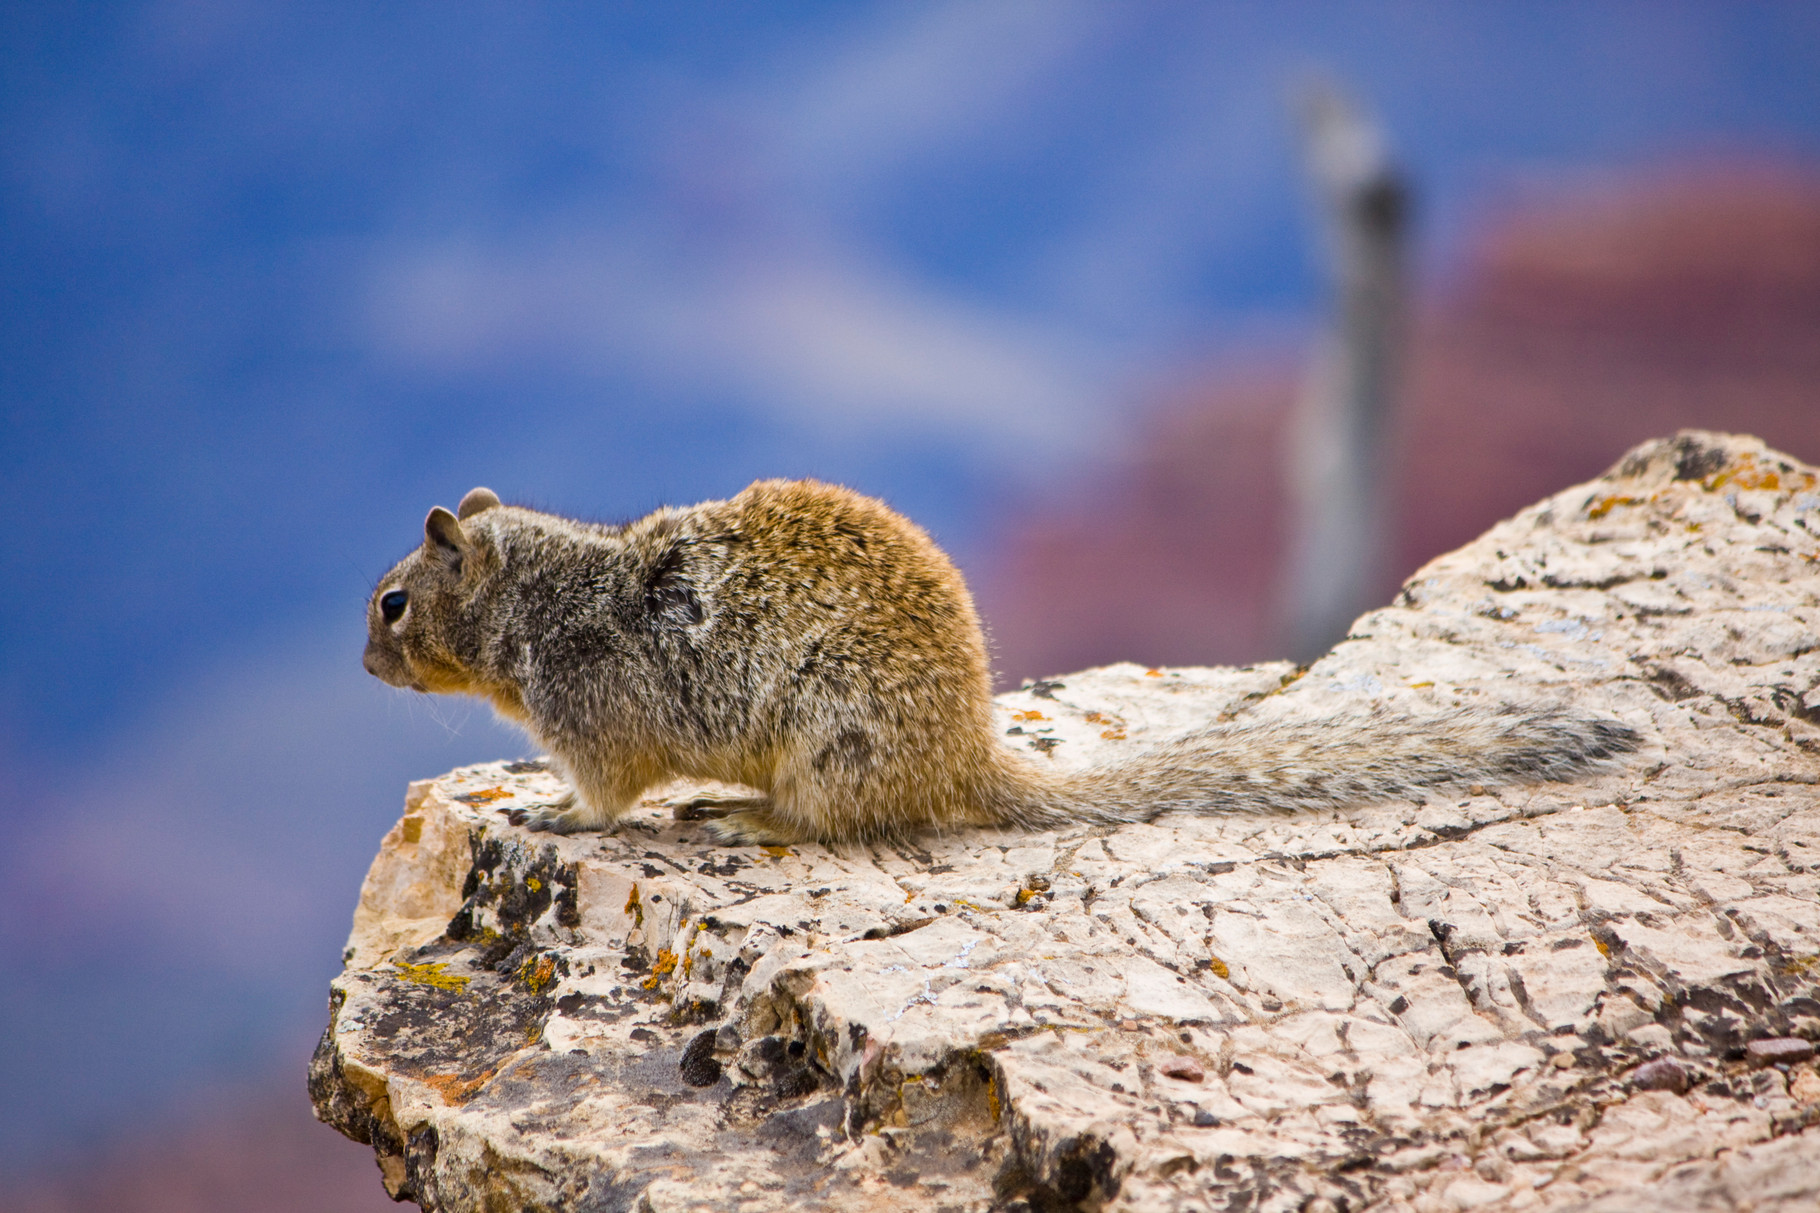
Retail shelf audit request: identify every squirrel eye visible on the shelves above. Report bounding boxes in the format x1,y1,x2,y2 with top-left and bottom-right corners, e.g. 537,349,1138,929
380,589,409,623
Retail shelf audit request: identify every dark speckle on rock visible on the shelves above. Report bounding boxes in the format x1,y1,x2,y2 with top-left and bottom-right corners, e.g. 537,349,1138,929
679,1030,722,1087
1631,1057,1690,1093
1158,1055,1204,1083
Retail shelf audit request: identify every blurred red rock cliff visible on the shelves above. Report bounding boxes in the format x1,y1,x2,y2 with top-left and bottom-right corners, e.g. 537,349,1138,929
979,166,1820,687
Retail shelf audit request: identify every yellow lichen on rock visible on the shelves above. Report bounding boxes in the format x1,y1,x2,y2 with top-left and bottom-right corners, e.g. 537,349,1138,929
390,961,471,992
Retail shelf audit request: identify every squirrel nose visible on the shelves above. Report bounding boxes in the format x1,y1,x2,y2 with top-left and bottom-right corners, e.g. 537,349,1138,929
362,648,379,677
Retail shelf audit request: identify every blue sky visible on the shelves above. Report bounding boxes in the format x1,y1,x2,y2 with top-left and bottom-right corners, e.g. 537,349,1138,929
2,0,1817,1163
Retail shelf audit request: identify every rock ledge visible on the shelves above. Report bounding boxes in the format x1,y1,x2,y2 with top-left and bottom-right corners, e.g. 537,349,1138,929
314,432,1820,1211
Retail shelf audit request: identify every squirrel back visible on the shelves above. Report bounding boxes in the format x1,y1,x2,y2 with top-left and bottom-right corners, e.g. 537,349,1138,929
364,480,1638,844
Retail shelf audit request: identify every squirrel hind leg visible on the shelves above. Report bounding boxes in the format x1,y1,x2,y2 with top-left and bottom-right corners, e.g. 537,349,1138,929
665,789,774,821
700,804,801,847
656,786,803,845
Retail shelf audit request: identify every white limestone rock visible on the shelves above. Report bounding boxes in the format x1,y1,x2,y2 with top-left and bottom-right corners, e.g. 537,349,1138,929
312,432,1820,1211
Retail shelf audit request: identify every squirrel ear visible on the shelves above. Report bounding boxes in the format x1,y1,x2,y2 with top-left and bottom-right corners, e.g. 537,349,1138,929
424,507,470,567
457,487,500,519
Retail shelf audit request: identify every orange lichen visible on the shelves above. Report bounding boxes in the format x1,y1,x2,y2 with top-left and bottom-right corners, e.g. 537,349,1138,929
423,1071,494,1105
458,785,513,804
1703,456,1815,494
516,953,557,994
641,948,679,990
1011,709,1048,722
1587,495,1647,520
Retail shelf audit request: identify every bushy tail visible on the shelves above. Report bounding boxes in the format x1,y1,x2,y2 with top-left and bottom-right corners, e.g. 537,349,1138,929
982,705,1641,830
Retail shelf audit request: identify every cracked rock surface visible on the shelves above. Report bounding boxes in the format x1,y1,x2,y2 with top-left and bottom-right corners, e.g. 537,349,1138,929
313,432,1820,1211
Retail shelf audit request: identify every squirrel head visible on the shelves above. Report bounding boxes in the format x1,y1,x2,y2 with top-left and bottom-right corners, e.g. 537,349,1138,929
363,487,513,708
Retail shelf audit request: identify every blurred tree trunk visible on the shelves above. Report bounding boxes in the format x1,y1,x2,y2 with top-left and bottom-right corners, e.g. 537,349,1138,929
1284,83,1408,661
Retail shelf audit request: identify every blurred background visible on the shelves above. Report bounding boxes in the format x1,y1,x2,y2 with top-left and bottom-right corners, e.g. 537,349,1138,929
3,2,1818,1207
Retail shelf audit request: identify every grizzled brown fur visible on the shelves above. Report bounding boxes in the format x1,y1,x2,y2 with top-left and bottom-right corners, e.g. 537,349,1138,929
364,481,1637,845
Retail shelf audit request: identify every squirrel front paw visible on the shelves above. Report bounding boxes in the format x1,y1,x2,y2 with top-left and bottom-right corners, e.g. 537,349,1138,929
503,789,595,834
519,805,594,834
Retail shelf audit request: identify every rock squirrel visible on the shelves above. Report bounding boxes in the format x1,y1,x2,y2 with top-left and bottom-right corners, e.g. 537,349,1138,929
363,480,1639,845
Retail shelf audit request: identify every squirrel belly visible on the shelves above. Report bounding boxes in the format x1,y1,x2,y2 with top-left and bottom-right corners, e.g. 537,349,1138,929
362,480,1639,845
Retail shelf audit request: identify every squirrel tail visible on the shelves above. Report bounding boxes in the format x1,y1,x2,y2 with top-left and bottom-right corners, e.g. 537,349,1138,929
978,704,1641,830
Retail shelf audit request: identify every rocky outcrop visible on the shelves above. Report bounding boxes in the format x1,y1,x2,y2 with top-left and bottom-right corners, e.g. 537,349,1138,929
313,432,1820,1211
